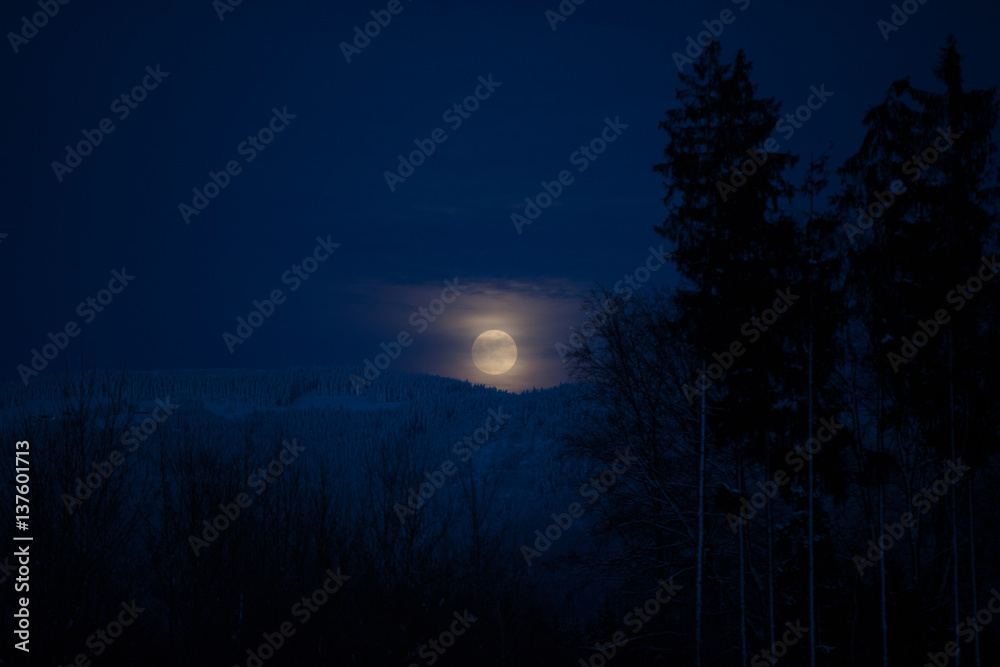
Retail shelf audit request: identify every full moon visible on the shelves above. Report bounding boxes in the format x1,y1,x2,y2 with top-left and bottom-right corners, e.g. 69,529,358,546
472,330,517,375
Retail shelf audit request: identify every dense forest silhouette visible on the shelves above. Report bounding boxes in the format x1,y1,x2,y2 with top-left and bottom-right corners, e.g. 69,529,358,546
2,36,999,666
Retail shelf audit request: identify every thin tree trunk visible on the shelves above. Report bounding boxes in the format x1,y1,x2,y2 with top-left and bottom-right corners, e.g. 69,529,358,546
739,448,747,667
696,360,706,667
767,436,775,656
949,333,961,666
807,152,817,667
968,475,980,667
963,376,980,667
808,325,816,667
878,381,888,667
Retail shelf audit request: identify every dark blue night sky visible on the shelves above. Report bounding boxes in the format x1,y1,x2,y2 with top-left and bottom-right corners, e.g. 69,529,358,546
4,2,1000,666
2,0,997,391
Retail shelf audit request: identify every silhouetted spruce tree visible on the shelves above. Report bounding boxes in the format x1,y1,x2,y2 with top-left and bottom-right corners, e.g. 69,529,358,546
835,47,935,667
835,34,998,667
767,151,850,667
886,35,998,667
653,40,800,666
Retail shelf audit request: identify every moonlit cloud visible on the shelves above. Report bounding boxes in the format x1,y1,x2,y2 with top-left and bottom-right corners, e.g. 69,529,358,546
336,277,599,391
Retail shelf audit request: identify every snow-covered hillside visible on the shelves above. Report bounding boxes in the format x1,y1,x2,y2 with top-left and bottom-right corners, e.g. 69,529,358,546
0,367,628,665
